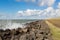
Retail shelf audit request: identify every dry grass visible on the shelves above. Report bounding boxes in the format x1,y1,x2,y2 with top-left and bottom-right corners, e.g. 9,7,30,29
45,21,60,40
47,19,60,27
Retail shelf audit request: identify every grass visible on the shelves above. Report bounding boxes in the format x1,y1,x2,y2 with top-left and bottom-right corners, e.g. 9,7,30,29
45,21,60,40
47,19,60,27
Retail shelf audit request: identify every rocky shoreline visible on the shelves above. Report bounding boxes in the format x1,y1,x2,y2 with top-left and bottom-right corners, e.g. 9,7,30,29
0,20,53,40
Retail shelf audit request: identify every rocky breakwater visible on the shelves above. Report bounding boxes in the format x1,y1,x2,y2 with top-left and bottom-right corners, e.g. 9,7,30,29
0,20,53,40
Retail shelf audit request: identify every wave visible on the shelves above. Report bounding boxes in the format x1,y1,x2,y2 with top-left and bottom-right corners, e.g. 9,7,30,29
0,22,26,30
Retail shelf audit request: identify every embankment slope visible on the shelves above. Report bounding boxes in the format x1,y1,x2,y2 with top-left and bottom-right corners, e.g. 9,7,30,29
46,20,60,40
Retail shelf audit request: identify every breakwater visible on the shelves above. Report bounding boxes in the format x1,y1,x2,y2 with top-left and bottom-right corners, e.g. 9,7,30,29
0,20,53,40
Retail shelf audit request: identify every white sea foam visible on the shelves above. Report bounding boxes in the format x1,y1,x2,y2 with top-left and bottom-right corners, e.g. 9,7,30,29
1,22,26,30
0,20,35,30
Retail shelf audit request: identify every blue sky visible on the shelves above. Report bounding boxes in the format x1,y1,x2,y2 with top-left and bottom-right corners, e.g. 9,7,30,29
0,0,60,19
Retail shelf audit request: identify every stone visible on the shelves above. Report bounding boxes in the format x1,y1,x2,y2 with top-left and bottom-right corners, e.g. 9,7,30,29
0,20,53,40
22,28,27,33
19,34,26,40
0,37,2,40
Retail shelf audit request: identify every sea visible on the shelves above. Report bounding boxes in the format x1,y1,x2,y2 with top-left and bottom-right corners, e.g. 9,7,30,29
0,19,39,30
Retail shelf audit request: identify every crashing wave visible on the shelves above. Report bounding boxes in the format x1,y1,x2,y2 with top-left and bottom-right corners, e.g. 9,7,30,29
0,22,26,30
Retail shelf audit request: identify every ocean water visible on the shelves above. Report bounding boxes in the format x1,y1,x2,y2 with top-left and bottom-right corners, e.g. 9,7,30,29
0,19,38,30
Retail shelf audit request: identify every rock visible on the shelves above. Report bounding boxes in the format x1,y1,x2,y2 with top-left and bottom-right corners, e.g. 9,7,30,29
0,37,2,40
19,34,26,40
22,28,27,33
0,20,53,40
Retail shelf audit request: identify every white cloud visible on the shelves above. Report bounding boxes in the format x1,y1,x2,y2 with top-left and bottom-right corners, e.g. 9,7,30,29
1,2,60,19
38,0,56,6
1,7,60,19
17,5,60,19
1,1,60,19
17,9,42,16
58,2,60,8
15,0,56,6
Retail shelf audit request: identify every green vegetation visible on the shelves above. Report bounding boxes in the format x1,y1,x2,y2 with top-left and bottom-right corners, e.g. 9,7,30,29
46,21,60,40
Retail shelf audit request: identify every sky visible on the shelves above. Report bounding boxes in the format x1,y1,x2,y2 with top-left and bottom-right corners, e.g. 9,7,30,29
0,0,60,19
